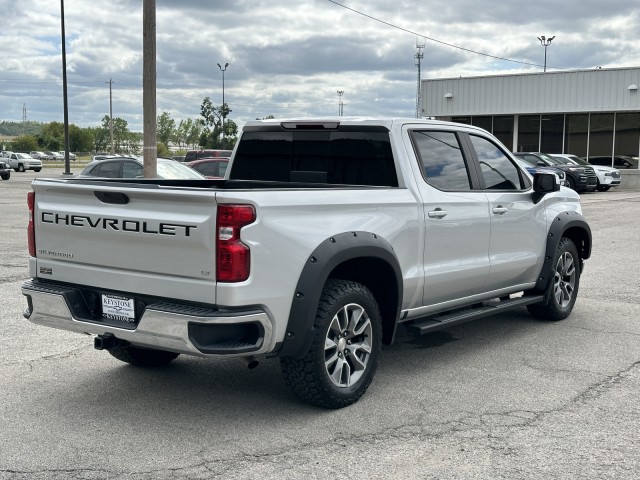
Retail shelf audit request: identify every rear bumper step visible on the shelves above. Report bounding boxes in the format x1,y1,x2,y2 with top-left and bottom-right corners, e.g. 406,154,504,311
405,295,544,335
22,280,273,357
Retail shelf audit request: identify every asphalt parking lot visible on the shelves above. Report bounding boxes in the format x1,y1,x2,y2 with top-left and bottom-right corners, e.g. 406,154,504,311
1,170,639,479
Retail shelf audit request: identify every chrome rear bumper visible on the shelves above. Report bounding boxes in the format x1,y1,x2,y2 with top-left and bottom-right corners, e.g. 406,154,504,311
22,280,273,357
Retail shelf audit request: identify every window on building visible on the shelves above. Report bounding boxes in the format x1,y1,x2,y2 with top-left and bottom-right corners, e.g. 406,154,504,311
451,116,471,125
410,130,471,191
540,114,564,153
614,113,640,169
588,113,614,159
517,115,540,152
472,116,493,133
493,116,514,150
564,114,588,158
469,135,524,190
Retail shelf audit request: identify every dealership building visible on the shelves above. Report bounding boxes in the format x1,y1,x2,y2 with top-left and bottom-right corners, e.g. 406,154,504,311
421,66,640,187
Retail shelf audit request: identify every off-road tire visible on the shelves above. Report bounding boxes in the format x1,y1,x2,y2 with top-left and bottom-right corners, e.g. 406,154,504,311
108,344,180,367
281,279,382,409
527,237,580,321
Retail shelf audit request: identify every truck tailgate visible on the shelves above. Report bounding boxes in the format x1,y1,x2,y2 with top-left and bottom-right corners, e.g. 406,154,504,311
31,179,218,303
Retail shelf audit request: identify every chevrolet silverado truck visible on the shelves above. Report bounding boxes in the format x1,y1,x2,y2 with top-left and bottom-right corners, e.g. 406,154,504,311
22,118,591,408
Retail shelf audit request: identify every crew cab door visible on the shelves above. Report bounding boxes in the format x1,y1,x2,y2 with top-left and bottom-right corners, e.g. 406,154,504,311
464,134,547,290
408,128,491,306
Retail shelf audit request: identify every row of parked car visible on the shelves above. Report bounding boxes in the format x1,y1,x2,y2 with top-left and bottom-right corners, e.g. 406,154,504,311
27,151,77,161
513,152,621,193
78,155,230,180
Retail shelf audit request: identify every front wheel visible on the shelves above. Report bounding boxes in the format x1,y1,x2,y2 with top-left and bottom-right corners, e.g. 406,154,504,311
1,173,8,180
108,344,180,367
527,237,580,321
566,176,576,191
18,164,25,172
281,279,382,409
33,168,41,172
597,185,610,192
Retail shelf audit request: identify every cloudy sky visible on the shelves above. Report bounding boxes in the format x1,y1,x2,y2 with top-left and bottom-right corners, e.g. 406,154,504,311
2,0,640,131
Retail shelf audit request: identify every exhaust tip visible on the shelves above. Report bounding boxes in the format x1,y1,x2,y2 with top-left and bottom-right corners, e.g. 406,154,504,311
244,357,259,369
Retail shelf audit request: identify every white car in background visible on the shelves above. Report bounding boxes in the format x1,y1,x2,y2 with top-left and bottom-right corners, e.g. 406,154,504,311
550,154,621,192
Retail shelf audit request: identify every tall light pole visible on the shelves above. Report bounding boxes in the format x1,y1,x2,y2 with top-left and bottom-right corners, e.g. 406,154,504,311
337,90,344,116
217,62,229,147
60,0,71,175
106,78,114,154
538,35,555,72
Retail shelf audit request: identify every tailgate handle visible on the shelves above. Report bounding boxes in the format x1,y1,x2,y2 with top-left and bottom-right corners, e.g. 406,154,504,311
94,191,130,204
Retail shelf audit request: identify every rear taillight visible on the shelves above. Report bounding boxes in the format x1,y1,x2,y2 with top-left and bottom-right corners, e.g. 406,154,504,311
27,191,36,257
216,204,256,282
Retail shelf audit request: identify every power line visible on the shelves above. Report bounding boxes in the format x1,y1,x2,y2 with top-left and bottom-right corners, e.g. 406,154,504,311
325,0,545,68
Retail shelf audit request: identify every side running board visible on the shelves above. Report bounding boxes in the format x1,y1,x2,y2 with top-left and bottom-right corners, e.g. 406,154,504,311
405,295,544,335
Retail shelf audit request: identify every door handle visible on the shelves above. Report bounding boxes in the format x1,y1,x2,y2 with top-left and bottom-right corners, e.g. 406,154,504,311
492,206,508,215
428,208,448,219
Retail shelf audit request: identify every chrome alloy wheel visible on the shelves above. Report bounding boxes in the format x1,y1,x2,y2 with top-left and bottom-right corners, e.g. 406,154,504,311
324,303,373,388
553,251,576,308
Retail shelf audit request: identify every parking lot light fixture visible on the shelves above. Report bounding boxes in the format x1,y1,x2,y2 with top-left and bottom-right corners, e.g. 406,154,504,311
217,62,229,147
538,35,555,72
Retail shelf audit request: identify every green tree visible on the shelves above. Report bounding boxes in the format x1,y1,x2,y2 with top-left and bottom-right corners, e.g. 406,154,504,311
69,124,93,153
38,122,65,150
102,116,132,153
11,135,38,152
199,97,237,149
157,112,176,146
89,126,109,153
157,142,170,158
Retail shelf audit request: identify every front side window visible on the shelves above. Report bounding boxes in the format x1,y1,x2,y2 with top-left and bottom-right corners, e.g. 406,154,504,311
411,130,471,191
470,135,523,190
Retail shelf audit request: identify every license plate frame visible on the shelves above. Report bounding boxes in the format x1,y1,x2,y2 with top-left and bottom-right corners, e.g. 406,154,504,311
101,294,136,323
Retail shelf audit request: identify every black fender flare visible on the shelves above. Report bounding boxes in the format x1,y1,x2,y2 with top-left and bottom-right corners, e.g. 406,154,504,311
278,231,403,358
534,210,592,293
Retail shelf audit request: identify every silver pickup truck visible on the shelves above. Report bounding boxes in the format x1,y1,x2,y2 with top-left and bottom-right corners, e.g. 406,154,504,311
22,118,591,408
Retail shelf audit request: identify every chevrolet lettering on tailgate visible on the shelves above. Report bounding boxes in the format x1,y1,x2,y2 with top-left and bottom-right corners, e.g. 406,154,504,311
41,212,197,236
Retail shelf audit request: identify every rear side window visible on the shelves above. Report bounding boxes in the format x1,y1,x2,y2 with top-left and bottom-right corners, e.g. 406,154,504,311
230,129,398,186
92,161,121,177
411,130,471,191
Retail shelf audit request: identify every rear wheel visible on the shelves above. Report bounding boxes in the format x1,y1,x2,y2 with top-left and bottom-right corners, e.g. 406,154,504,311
18,164,25,172
527,237,580,321
108,344,180,367
1,173,8,180
281,279,382,409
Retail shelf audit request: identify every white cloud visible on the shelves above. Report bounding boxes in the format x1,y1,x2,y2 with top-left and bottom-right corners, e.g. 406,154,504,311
1,0,639,130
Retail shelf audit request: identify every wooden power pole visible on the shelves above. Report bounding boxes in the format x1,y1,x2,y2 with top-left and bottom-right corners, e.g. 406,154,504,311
143,0,157,178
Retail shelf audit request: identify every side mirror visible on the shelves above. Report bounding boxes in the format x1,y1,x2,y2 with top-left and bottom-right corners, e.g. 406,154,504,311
536,161,546,167
532,172,560,203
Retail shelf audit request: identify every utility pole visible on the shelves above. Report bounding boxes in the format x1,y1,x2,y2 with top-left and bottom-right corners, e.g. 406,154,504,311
217,62,229,148
22,103,27,135
415,41,425,118
106,78,114,154
337,90,344,116
143,0,157,178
